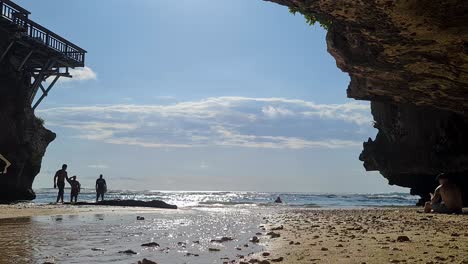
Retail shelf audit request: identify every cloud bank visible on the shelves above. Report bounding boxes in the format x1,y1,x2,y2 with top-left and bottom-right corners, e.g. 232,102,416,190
38,97,373,149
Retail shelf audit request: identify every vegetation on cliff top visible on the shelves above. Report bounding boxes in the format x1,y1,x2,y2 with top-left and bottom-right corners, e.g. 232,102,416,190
289,6,332,30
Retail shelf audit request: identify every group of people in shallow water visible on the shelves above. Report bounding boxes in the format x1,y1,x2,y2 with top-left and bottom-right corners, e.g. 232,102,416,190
53,164,107,203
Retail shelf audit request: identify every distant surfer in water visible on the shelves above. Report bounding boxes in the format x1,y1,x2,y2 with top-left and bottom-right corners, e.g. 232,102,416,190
54,164,69,203
275,196,283,203
96,174,107,202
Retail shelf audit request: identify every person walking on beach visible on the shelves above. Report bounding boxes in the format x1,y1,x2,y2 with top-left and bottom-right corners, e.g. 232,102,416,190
96,174,107,202
67,176,81,203
424,173,463,214
54,164,69,203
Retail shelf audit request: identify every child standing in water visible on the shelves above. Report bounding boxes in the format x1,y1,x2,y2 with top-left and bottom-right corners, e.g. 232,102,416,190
68,176,81,203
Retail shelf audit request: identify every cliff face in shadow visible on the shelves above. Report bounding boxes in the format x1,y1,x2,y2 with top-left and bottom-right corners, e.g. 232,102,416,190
0,30,56,201
266,0,468,203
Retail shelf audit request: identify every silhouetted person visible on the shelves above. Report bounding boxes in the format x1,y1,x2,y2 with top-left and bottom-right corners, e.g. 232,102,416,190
67,176,81,203
96,174,107,202
424,173,463,214
54,164,69,203
275,196,283,203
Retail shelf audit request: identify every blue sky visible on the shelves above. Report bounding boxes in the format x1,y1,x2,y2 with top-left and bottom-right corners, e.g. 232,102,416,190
17,0,405,193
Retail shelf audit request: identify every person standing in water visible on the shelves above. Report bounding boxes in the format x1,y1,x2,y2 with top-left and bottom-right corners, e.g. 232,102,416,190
95,174,107,202
67,176,81,203
53,164,69,203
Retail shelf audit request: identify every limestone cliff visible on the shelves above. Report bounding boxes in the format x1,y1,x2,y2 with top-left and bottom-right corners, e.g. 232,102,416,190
266,0,468,203
0,30,56,201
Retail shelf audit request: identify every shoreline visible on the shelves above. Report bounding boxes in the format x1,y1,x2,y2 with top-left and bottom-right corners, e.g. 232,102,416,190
241,208,468,264
0,203,175,220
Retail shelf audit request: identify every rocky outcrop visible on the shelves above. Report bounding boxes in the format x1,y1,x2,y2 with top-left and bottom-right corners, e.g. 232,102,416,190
0,30,56,201
266,0,468,203
360,102,468,203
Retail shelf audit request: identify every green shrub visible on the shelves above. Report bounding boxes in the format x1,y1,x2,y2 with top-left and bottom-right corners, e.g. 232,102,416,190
289,6,332,30
36,116,45,126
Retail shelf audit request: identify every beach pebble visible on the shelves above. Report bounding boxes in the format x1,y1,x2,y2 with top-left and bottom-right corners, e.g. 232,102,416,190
250,236,260,243
266,232,280,238
262,252,270,257
118,249,137,255
271,257,284,262
396,236,410,242
177,242,187,247
211,236,233,243
141,242,160,247
136,216,145,220
138,259,157,264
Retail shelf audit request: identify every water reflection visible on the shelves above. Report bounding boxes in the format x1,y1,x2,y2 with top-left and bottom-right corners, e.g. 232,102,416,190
0,209,264,264
0,217,35,264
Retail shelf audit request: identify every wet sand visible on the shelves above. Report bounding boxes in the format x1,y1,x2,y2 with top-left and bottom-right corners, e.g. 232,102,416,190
242,208,468,264
0,204,264,264
0,203,163,219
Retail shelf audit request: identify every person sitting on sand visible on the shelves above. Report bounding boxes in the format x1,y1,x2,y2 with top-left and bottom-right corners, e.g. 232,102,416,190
424,173,463,214
96,174,107,202
54,164,69,203
275,196,283,203
67,176,81,203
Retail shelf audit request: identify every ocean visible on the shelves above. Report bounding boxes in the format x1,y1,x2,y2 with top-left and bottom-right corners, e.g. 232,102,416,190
34,189,419,208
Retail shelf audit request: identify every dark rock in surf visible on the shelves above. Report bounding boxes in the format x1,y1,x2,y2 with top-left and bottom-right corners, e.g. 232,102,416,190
141,242,160,247
72,200,177,209
118,249,137,255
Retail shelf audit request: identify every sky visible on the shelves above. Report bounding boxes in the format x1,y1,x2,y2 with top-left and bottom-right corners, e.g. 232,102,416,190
16,0,406,193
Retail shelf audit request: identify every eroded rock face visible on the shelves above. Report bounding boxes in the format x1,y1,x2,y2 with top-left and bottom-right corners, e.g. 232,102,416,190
266,0,468,202
0,31,56,201
360,102,468,203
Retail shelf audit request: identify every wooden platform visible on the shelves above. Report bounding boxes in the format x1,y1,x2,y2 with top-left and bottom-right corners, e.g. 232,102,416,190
0,0,86,110
0,0,86,68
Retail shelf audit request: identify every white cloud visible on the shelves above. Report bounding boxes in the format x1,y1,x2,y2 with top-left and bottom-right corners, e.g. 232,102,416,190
46,66,97,84
212,126,361,149
37,96,373,149
262,106,294,118
68,66,97,81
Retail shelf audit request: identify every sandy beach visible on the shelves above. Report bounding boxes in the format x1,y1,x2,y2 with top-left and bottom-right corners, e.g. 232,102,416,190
1,204,467,263
242,208,468,264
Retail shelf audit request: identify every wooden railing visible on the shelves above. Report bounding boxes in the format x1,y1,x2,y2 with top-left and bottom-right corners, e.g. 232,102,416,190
0,0,86,66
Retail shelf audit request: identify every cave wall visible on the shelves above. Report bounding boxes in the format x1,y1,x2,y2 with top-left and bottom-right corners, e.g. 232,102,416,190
0,30,55,201
266,0,468,202
360,102,468,203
